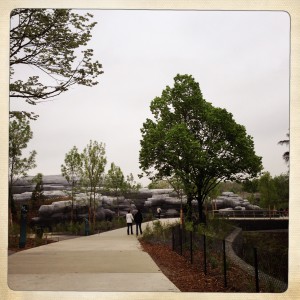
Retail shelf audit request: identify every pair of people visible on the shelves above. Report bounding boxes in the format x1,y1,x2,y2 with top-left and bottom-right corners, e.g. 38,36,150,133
126,209,143,236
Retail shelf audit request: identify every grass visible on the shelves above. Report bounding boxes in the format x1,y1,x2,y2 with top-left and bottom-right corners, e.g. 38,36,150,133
241,231,288,283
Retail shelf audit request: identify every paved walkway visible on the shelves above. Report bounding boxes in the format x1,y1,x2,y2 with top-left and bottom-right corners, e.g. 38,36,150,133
8,219,180,292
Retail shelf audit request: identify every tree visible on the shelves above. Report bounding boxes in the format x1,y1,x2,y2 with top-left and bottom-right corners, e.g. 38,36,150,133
105,163,127,216
31,173,45,210
9,115,37,217
148,179,171,189
278,133,289,164
10,9,103,119
242,178,259,194
125,173,142,192
81,140,107,226
258,172,278,209
139,74,263,222
273,173,289,208
61,146,82,222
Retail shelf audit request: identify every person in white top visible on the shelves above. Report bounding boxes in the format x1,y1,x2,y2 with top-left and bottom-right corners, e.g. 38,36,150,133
157,207,162,219
126,210,134,235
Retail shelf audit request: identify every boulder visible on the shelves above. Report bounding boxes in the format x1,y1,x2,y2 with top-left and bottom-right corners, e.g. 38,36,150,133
39,205,55,217
164,208,179,217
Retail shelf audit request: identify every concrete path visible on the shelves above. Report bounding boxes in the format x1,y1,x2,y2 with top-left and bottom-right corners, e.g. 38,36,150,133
8,219,180,292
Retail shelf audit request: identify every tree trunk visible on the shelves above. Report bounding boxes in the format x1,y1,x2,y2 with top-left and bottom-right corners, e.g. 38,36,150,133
185,194,193,221
71,186,74,225
197,196,206,224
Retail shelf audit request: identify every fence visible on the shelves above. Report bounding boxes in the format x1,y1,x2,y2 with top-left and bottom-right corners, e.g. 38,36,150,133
212,209,288,219
171,224,288,293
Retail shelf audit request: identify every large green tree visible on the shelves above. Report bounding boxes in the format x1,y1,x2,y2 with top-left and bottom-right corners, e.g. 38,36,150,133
9,115,37,216
81,140,107,226
61,146,82,222
139,74,263,222
10,9,103,119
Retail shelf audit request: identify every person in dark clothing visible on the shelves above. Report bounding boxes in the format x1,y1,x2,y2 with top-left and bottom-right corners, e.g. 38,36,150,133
134,209,143,236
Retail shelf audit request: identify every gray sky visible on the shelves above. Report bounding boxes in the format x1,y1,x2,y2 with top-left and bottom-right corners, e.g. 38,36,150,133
10,10,290,187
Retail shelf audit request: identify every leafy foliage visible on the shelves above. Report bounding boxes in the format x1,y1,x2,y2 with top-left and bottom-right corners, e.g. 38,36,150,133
278,132,289,164
125,173,142,192
258,172,289,208
10,9,103,119
31,173,45,209
148,179,171,189
61,146,82,221
105,162,126,194
9,115,37,213
139,74,263,221
81,140,107,224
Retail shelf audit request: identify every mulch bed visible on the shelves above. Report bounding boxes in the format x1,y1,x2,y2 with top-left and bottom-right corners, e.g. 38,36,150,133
139,240,256,292
8,237,57,253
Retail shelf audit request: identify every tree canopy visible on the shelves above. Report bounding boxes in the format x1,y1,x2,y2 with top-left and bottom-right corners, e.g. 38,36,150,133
9,115,37,214
139,74,263,221
31,173,45,210
61,146,82,222
81,140,107,224
10,9,103,119
105,162,126,195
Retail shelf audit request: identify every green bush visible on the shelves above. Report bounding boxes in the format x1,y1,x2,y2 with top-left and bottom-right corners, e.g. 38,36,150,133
140,220,175,243
194,216,234,239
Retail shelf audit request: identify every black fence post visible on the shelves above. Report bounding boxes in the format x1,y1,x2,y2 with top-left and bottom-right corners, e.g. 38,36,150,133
203,234,207,275
179,225,183,256
19,204,28,248
223,239,227,288
254,247,260,292
190,231,193,264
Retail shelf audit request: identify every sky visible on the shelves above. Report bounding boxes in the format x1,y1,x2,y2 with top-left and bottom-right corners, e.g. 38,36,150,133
10,10,290,187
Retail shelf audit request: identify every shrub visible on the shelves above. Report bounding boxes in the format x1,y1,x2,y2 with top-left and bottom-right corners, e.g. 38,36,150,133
140,220,175,243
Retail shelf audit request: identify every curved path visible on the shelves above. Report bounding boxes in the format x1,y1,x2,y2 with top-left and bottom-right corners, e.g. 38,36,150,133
8,219,180,292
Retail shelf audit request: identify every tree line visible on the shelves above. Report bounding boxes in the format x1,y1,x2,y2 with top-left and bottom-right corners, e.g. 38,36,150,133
61,142,141,226
9,121,141,224
147,171,289,211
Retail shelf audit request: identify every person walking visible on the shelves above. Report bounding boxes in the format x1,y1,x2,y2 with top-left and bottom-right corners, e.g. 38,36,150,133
157,207,162,219
126,210,134,235
134,209,143,236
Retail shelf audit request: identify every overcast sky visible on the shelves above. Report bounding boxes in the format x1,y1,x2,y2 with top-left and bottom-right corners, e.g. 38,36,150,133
10,10,290,187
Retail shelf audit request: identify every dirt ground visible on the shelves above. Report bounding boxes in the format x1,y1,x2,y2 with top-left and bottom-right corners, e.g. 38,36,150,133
139,240,257,292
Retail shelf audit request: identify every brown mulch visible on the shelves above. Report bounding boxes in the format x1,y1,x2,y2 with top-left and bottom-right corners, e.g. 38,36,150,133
8,237,57,253
139,240,256,292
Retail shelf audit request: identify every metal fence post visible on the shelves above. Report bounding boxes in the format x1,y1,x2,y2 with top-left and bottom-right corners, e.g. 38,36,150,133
179,225,183,256
19,205,28,248
254,247,260,292
203,234,207,275
223,239,227,288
